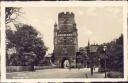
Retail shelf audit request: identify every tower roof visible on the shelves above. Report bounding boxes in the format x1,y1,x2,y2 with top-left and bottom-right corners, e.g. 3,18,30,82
58,11,74,18
54,22,58,30
88,40,90,47
54,22,57,27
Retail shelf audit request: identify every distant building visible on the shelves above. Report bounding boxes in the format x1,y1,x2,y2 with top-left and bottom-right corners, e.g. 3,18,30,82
53,12,78,68
86,41,99,67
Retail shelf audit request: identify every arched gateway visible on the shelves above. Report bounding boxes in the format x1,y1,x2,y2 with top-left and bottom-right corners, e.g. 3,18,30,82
53,12,78,68
61,58,70,68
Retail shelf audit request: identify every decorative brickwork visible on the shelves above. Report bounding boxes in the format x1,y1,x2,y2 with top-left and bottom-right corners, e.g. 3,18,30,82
54,12,78,68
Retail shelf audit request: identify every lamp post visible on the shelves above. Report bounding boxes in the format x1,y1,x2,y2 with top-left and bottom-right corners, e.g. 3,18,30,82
103,45,107,78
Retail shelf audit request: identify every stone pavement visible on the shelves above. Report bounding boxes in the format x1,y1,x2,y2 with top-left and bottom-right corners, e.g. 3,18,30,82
86,68,105,78
6,68,105,79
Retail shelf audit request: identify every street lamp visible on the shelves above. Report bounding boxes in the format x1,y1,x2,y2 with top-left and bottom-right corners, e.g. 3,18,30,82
103,45,107,78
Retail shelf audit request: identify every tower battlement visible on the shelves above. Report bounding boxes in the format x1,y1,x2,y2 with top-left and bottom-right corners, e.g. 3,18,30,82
58,11,75,25
58,12,74,18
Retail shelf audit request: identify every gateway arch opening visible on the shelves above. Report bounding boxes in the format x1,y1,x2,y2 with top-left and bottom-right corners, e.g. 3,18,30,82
61,58,70,68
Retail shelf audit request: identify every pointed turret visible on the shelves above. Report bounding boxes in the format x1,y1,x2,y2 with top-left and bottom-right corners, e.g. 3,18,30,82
88,40,90,48
54,22,57,28
87,40,90,54
54,22,58,31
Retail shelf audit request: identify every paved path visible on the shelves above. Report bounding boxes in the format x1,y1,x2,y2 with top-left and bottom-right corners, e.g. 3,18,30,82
6,68,105,79
85,68,105,78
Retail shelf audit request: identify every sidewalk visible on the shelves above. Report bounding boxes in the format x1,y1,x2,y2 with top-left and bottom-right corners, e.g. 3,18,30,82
86,68,105,78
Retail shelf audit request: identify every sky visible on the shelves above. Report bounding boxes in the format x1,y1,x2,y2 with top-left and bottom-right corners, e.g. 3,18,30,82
12,6,123,53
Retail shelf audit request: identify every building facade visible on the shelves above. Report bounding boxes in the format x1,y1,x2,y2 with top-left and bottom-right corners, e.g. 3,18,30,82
53,12,78,68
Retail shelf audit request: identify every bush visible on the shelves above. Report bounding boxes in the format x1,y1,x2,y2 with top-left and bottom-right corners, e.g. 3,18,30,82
107,71,123,78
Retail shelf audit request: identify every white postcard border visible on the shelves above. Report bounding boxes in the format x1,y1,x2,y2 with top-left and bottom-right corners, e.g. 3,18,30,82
1,1,128,82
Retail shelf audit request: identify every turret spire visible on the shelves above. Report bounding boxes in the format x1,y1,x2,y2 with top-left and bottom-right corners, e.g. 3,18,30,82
88,39,90,48
54,22,58,30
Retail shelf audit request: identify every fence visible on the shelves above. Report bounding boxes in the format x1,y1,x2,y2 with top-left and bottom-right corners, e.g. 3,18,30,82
7,66,32,72
6,65,57,72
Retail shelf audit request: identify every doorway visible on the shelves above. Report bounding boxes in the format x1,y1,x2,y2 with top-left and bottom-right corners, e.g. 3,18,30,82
61,58,70,68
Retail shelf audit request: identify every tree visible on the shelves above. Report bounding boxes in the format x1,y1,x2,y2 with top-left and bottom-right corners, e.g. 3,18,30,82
6,24,47,66
98,34,124,72
5,7,47,67
5,7,21,24
6,29,18,66
5,7,22,66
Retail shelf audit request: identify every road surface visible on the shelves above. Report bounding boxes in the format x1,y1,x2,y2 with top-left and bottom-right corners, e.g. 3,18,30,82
6,68,105,79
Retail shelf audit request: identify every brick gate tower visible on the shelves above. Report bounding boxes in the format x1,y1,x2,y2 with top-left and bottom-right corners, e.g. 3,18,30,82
53,12,78,68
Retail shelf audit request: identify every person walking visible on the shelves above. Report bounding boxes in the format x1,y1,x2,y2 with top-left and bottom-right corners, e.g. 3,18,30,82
94,65,95,71
91,67,93,76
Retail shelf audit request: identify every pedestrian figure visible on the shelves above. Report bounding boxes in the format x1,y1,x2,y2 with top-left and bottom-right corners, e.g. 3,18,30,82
91,67,93,76
85,74,88,78
30,62,35,72
30,65,34,71
94,65,95,71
